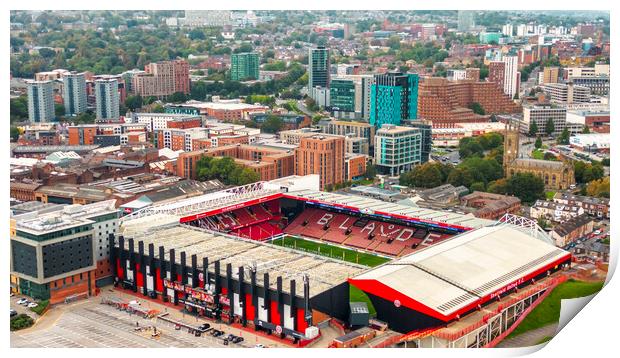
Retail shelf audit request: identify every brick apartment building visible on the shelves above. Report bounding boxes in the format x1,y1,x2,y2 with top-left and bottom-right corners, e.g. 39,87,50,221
417,77,521,128
177,144,295,182
132,59,190,98
294,135,345,190
156,127,252,152
487,61,505,90
345,154,367,182
68,123,148,146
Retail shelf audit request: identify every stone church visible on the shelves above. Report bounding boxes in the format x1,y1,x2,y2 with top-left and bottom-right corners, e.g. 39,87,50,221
503,122,575,190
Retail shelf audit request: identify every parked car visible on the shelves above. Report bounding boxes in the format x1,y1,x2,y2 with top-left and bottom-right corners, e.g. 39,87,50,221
198,323,211,330
223,339,229,346
10,309,17,317
594,230,602,235
254,344,265,348
227,334,237,341
212,330,224,337
233,337,244,344
27,302,38,308
16,298,28,305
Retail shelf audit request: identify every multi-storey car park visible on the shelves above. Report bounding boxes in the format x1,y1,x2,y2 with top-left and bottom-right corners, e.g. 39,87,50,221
114,176,572,347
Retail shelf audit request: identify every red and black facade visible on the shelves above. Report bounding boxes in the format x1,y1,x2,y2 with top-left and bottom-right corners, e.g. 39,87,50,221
109,234,349,341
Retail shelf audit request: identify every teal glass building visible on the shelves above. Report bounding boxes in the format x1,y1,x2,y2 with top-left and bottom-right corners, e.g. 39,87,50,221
369,72,419,129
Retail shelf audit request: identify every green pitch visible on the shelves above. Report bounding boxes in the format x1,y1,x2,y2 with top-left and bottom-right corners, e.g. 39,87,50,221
271,235,391,267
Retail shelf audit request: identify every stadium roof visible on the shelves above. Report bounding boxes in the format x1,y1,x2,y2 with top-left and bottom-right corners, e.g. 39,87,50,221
119,225,365,297
121,181,494,233
349,225,570,322
285,190,494,231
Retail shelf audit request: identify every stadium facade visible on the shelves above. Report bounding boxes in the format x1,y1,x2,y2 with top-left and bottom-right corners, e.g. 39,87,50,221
116,175,571,346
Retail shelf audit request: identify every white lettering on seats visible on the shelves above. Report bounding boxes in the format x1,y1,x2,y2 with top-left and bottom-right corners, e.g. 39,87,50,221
420,236,434,246
317,213,333,225
396,228,414,241
379,224,399,237
339,218,351,230
361,222,375,234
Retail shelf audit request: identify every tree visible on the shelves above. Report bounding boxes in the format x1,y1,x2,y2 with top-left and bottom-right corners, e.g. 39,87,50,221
468,102,485,115
10,96,28,123
544,118,555,137
190,81,208,101
55,103,65,118
528,121,539,137
38,48,56,58
583,163,604,183
557,127,570,145
152,104,165,113
196,156,260,186
400,162,444,188
261,114,284,134
543,152,558,161
506,173,545,204
574,161,604,183
459,137,484,159
586,177,610,198
188,29,206,40
447,167,474,188
582,126,590,134
487,178,509,194
470,181,486,192
167,92,188,103
537,217,549,229
364,164,377,180
387,36,401,50
125,95,143,111
10,126,20,142
70,111,95,124
535,136,543,149
305,97,319,112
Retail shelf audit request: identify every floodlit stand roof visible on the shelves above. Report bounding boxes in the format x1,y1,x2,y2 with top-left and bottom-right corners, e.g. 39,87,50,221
350,225,570,321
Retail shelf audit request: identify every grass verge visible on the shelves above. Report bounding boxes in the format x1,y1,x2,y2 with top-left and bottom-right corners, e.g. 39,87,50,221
30,299,49,315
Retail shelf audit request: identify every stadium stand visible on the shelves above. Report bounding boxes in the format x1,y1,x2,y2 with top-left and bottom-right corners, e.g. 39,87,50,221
283,207,456,257
191,202,284,241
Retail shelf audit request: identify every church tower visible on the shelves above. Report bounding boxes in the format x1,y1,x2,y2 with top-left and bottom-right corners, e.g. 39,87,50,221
503,121,520,170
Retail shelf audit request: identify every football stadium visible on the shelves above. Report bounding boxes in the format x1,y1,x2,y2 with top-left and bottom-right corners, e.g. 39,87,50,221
116,176,571,347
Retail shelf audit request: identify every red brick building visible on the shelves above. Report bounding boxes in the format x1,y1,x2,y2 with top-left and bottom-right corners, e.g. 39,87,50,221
417,77,521,128
294,135,345,190
177,145,295,182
